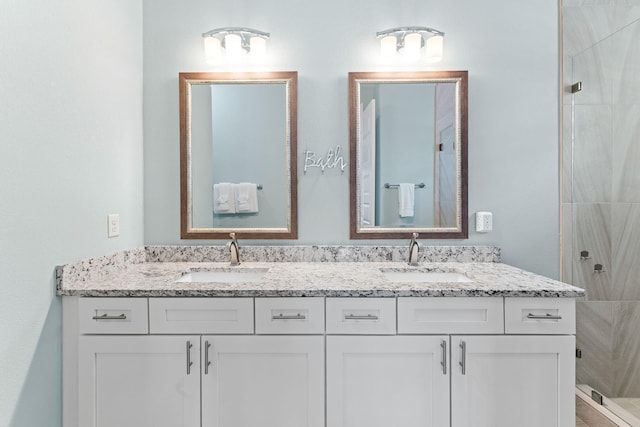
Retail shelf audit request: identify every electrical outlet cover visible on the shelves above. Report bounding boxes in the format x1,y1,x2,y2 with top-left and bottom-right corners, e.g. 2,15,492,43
476,211,492,233
108,214,120,237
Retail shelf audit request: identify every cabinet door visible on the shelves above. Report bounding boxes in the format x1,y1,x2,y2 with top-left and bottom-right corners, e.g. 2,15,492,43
451,335,575,427
78,336,200,427
327,335,450,427
201,336,324,427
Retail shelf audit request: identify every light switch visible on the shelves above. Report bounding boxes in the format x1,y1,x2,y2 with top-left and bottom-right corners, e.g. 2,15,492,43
107,214,120,237
476,211,492,233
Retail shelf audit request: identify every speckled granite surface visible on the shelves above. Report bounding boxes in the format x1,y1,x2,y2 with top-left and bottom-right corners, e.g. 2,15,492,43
55,247,147,291
145,245,502,263
56,246,584,298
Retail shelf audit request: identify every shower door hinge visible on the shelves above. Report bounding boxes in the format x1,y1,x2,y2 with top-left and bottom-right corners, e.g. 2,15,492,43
571,82,583,93
576,348,582,359
591,390,604,405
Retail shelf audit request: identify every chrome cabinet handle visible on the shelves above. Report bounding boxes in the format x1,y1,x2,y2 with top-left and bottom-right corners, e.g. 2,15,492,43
527,313,562,320
204,341,211,375
344,314,379,320
441,340,447,375
272,313,307,320
92,313,127,320
186,341,193,375
459,341,466,375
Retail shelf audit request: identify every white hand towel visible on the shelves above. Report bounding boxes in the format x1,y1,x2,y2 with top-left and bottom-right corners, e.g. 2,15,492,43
398,183,415,218
213,183,236,214
236,183,259,213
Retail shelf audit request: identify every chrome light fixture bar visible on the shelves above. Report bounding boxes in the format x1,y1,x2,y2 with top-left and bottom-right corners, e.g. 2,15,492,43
376,26,444,63
202,27,270,64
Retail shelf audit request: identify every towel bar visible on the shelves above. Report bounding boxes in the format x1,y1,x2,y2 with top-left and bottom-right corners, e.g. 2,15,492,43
384,183,426,189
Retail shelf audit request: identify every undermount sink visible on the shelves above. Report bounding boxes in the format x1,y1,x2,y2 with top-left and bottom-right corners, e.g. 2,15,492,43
381,270,473,283
176,268,269,283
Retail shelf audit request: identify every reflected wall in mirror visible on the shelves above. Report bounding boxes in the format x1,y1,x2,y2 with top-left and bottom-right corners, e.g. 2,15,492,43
180,71,297,239
349,71,468,239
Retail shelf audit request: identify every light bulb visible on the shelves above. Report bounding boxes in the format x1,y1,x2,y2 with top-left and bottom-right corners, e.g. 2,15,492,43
426,35,444,63
249,36,266,63
380,35,397,59
224,34,242,61
403,32,422,62
204,37,222,64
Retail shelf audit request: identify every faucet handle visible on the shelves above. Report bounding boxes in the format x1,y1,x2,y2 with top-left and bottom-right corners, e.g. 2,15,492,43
408,232,420,266
227,232,239,251
227,232,240,265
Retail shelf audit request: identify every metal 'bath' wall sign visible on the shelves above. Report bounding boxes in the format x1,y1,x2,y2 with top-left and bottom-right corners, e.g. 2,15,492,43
303,145,347,174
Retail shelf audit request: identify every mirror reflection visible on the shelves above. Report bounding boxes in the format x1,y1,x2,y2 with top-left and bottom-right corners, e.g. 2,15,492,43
349,71,468,239
180,72,298,239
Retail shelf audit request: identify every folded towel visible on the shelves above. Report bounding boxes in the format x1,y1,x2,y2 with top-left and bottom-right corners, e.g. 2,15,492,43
213,183,236,214
398,183,414,218
236,182,259,213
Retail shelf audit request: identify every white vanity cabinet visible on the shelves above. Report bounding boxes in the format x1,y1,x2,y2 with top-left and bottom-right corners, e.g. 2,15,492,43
64,295,576,427
326,297,575,427
326,335,450,427
325,297,450,426
450,335,575,427
446,298,576,426
78,336,201,427
65,297,325,427
80,335,324,427
327,335,575,427
197,299,325,427
201,335,324,427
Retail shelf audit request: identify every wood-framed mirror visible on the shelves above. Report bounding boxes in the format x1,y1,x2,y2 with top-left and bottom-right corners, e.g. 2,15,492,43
349,70,468,239
179,71,298,239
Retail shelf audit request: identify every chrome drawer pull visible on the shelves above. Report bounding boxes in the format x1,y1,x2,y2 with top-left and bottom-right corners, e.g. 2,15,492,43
92,313,127,320
186,341,193,375
344,314,379,320
527,313,562,320
441,340,447,375
459,341,466,375
204,341,211,375
272,313,306,320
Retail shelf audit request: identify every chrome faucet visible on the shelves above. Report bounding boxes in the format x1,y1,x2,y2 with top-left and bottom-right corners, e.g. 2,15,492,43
408,232,420,266
226,233,240,266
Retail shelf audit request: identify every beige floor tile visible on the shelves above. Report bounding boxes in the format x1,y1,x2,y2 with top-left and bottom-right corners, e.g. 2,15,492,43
576,395,621,427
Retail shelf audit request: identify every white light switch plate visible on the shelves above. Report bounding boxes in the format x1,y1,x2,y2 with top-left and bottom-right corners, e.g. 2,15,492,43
107,214,120,237
476,211,492,233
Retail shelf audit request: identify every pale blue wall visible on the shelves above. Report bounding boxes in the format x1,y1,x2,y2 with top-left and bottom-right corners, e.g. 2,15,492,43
0,0,560,423
0,0,144,425
143,0,560,278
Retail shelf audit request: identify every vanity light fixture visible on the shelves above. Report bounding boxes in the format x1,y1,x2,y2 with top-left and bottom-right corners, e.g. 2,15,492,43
202,27,270,64
376,26,444,63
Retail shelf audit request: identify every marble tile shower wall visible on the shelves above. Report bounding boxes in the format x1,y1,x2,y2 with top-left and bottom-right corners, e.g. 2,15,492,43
563,0,640,398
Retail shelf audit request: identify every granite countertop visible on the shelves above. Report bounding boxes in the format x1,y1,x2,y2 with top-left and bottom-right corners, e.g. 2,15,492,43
56,258,585,298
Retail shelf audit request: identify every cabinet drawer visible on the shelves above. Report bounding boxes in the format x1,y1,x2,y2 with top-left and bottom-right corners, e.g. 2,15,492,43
505,298,575,334
326,298,396,334
149,298,253,334
79,297,148,334
255,298,325,334
398,297,504,334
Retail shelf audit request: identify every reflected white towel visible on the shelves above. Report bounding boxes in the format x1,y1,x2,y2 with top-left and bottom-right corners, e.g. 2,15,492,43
236,183,259,213
398,183,414,218
213,183,236,214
